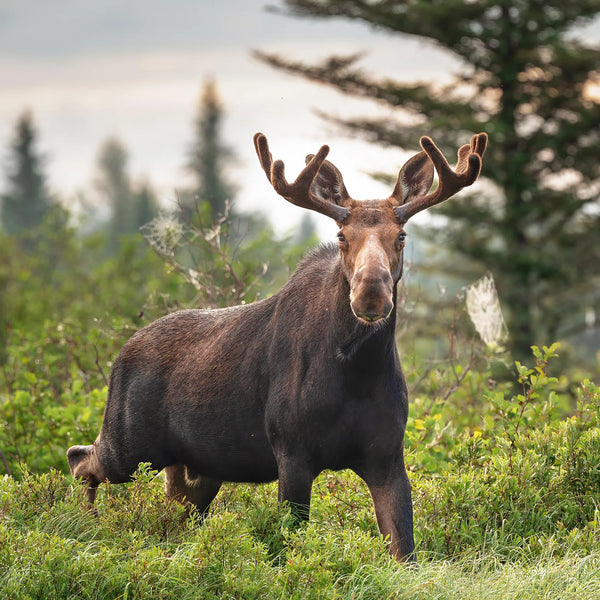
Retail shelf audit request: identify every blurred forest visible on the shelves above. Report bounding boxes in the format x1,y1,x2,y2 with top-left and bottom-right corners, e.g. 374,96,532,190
0,2,599,480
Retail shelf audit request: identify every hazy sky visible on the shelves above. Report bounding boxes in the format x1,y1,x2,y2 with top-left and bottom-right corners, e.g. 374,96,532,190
1,1,598,235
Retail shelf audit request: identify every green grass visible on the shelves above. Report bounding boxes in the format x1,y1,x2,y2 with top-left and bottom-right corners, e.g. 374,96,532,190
1,348,598,598
1,467,599,600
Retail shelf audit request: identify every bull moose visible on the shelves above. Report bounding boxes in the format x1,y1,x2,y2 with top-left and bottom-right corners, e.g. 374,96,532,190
68,131,487,561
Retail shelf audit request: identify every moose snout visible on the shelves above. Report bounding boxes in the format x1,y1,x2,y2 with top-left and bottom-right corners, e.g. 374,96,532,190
350,267,394,323
356,304,394,322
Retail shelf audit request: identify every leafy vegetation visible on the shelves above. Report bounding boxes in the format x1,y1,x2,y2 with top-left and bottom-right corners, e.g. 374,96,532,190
0,351,599,598
1,206,599,596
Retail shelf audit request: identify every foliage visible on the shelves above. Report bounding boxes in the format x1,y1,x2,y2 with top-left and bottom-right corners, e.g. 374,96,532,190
258,0,600,360
410,346,600,556
0,357,599,598
0,218,189,475
0,201,315,477
141,201,311,309
0,110,53,240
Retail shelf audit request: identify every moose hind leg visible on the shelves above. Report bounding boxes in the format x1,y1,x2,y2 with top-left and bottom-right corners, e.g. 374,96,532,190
67,444,105,505
164,464,222,518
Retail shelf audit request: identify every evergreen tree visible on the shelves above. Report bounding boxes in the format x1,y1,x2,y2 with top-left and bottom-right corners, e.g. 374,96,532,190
132,182,158,231
94,138,158,252
185,79,236,220
1,110,53,237
257,1,600,359
295,213,318,245
95,137,132,252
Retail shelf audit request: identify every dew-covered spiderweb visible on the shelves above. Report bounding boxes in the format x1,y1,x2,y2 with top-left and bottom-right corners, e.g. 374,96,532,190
465,273,508,346
139,212,184,257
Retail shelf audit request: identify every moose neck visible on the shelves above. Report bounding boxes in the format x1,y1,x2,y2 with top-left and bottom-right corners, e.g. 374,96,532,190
333,260,398,364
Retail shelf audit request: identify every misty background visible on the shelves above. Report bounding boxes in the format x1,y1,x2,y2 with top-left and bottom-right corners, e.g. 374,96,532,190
0,0,471,234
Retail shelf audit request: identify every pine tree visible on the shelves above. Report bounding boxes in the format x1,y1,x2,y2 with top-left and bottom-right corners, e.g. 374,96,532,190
132,182,158,231
296,213,318,245
185,80,236,220
94,137,159,252
95,137,132,252
1,110,53,237
257,1,600,360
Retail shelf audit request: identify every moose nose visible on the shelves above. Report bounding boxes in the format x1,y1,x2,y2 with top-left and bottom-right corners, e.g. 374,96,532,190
350,265,394,323
360,311,384,323
355,302,394,323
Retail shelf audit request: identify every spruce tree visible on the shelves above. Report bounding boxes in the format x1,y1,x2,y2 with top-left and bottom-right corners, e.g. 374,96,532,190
95,139,158,251
1,110,53,237
95,137,158,252
257,1,600,359
95,137,132,252
132,182,158,231
185,80,236,220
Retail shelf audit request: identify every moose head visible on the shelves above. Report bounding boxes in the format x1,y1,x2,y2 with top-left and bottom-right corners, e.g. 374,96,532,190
254,132,487,323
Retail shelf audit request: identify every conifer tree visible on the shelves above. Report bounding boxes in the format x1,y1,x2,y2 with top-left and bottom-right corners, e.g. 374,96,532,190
133,182,158,231
257,1,600,359
95,138,157,252
95,138,132,252
185,80,236,220
1,110,53,237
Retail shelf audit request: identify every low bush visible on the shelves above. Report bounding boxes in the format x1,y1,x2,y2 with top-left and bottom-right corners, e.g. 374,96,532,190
1,216,599,597
0,348,598,598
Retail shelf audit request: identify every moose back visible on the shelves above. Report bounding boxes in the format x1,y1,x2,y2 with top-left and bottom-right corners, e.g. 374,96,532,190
68,131,487,561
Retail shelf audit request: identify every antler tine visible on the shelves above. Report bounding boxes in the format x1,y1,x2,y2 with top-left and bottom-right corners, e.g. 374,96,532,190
394,133,487,223
254,132,273,182
254,133,350,222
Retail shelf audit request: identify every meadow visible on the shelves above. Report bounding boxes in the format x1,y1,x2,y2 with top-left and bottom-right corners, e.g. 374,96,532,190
1,221,599,599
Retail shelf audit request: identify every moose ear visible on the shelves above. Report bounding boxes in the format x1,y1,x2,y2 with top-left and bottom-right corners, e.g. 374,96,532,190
305,154,351,207
391,151,435,205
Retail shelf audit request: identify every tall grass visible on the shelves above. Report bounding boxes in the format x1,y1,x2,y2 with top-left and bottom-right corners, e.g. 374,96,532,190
1,350,598,598
1,462,599,599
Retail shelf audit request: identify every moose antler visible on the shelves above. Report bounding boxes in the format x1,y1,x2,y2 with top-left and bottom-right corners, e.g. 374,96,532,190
393,133,488,223
254,133,351,222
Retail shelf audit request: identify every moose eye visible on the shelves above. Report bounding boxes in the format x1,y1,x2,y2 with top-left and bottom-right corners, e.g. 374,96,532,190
337,232,347,245
396,233,407,247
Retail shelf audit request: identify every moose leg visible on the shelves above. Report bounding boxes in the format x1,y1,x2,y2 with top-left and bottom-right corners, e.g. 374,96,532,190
361,463,415,562
164,464,222,518
276,455,313,523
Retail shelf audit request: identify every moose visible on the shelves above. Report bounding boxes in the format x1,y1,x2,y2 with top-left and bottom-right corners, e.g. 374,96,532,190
68,131,487,561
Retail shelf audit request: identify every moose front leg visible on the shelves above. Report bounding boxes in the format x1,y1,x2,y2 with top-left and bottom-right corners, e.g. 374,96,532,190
276,453,314,523
361,463,415,562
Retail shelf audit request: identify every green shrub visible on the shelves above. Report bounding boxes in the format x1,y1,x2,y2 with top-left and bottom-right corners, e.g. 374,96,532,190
1,213,600,596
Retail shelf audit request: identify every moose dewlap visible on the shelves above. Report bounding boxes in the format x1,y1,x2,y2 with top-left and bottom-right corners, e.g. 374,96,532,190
67,131,487,561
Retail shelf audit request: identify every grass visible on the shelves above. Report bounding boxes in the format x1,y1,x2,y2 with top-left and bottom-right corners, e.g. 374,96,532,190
1,467,599,599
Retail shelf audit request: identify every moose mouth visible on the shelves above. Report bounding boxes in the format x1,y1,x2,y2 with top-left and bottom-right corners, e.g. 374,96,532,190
350,300,394,324
354,311,391,324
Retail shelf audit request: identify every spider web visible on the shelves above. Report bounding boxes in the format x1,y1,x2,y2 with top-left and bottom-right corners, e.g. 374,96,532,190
465,273,508,347
139,212,184,257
